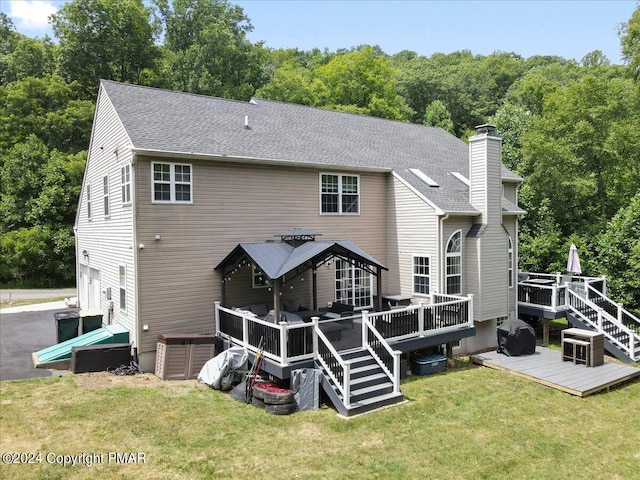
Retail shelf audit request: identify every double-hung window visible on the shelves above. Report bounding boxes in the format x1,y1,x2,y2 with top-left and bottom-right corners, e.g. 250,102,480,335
152,162,192,203
413,256,430,295
320,173,359,214
121,165,131,205
103,175,110,217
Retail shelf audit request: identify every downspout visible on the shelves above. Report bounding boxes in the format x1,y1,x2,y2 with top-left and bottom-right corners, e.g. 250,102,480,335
438,213,450,294
131,153,142,355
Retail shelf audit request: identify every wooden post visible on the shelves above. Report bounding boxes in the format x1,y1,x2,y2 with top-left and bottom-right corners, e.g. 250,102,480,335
418,302,425,335
279,321,287,365
542,318,549,347
311,317,319,359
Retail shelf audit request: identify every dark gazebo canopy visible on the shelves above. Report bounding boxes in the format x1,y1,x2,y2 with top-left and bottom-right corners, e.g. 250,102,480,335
215,229,387,314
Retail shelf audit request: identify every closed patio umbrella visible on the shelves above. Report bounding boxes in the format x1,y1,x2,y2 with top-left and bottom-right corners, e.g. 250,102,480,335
567,243,582,274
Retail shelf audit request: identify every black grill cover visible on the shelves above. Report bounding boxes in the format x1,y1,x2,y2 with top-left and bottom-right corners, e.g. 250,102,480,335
497,318,536,356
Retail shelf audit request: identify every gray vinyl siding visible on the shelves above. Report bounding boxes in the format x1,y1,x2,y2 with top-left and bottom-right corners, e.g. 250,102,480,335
134,157,389,353
386,176,439,300
503,182,518,204
75,89,136,341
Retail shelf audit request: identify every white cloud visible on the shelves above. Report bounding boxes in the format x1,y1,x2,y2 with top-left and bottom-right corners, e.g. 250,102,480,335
7,1,59,32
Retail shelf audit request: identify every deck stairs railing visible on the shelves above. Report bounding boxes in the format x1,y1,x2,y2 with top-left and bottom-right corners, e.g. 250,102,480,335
518,275,639,363
565,281,640,363
215,295,473,415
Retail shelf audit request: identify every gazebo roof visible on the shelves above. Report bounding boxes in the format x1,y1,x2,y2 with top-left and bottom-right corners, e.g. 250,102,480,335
215,238,386,280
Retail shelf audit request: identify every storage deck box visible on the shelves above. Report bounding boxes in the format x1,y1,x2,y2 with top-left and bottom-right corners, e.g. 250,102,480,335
155,334,217,380
411,354,446,376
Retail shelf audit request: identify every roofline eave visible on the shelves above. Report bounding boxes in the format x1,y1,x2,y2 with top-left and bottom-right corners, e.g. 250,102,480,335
131,148,392,173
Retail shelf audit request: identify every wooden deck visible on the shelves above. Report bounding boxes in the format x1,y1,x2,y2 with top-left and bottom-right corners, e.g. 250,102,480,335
470,347,640,397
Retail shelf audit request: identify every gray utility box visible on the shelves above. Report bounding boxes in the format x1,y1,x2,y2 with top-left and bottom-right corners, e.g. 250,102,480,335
155,334,217,380
411,354,446,376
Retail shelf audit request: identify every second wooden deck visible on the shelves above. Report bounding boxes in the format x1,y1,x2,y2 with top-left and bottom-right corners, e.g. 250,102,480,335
470,347,640,397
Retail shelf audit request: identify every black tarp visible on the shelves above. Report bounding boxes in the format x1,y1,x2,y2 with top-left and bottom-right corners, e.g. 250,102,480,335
497,318,536,356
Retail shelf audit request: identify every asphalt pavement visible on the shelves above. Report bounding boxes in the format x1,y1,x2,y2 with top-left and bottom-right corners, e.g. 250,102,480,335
1,291,78,381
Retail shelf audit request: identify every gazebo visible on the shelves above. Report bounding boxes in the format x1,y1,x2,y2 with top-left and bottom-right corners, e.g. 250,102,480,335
215,228,388,319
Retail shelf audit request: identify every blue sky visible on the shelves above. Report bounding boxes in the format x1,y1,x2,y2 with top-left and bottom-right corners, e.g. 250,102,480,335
2,0,637,63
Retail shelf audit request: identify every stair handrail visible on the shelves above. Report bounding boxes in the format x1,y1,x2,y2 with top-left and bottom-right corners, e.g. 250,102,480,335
311,317,351,408
567,288,638,361
584,282,640,335
361,311,401,394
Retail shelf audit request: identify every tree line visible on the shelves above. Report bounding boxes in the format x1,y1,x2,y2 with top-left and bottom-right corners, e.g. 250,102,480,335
1,0,638,312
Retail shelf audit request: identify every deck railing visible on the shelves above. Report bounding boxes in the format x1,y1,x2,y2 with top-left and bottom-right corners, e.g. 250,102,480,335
366,295,474,343
517,273,605,312
215,294,474,366
567,287,638,362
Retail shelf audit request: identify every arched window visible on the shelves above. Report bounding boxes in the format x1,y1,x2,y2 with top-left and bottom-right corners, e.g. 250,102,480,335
446,231,462,295
508,237,514,288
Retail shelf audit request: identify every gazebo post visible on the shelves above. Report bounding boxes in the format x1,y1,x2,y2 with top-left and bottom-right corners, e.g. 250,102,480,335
376,266,383,312
272,277,281,321
312,266,318,310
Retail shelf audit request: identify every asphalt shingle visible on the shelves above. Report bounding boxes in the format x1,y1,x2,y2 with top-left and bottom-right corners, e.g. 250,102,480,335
101,80,522,214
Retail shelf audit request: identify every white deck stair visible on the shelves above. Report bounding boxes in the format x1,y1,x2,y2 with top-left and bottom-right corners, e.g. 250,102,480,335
319,348,404,417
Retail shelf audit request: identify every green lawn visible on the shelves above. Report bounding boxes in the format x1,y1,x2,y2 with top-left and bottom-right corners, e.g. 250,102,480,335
1,358,639,479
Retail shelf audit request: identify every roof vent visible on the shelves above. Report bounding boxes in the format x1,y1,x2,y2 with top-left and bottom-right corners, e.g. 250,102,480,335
474,124,496,135
244,115,250,129
409,168,439,187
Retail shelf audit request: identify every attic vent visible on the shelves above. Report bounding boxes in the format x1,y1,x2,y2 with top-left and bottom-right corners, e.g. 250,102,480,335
450,171,470,186
244,115,250,129
409,168,439,187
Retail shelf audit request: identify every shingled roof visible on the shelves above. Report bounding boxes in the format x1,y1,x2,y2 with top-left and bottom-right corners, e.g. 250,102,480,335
100,80,522,214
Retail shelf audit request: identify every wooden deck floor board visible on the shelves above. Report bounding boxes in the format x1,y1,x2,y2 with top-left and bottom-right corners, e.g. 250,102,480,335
470,347,640,397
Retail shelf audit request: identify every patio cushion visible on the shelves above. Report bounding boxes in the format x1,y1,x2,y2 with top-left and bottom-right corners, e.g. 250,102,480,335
250,303,269,316
283,298,300,312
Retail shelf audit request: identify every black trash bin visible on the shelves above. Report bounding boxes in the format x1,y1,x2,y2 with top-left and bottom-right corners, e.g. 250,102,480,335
54,311,80,343
79,309,103,334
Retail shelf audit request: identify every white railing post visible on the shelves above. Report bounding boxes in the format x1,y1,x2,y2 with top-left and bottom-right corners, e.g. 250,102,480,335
214,301,221,332
618,303,623,324
311,317,319,359
344,362,351,409
393,351,401,394
597,307,603,332
418,302,425,335
279,321,287,365
468,294,474,325
552,286,557,310
629,334,635,362
555,271,561,285
242,315,249,346
361,310,369,347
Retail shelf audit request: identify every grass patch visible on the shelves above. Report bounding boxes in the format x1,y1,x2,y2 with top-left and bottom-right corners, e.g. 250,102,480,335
1,361,639,479
0,297,67,308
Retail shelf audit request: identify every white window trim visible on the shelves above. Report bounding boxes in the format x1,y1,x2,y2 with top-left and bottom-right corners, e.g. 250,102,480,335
508,236,514,289
119,265,127,312
412,255,431,296
334,258,373,309
445,230,462,295
87,183,92,220
319,172,360,215
121,164,131,206
103,174,110,218
151,162,193,204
